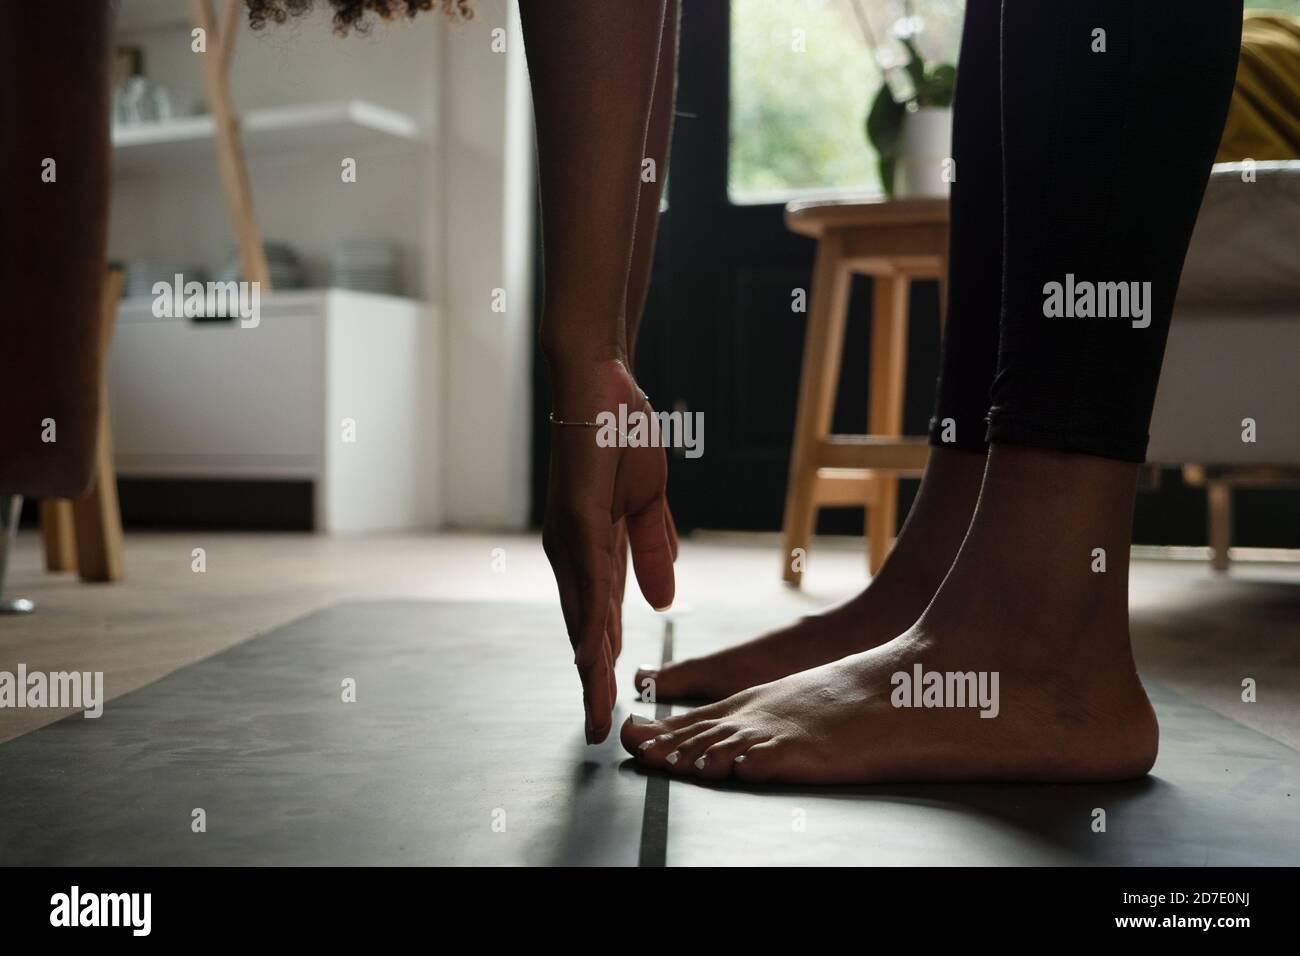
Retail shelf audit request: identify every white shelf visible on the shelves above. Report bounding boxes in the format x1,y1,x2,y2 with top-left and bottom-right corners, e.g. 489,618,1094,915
112,100,425,175
117,0,193,33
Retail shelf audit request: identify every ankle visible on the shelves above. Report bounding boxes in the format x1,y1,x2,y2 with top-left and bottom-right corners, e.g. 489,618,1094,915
872,446,987,593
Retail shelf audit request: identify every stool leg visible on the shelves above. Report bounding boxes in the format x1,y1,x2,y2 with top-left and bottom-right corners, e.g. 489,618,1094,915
866,274,910,575
1207,480,1231,572
781,234,851,586
0,495,36,614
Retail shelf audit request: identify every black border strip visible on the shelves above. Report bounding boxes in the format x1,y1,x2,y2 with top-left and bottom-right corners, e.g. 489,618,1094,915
637,618,674,867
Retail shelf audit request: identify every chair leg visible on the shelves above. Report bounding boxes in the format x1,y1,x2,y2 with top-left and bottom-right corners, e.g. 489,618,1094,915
71,389,125,584
1207,480,1232,572
781,234,851,586
40,499,78,572
70,268,127,584
865,274,910,574
0,495,36,614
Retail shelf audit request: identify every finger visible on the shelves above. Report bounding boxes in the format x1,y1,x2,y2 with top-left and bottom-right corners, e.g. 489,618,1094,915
605,627,618,727
543,530,582,647
580,623,616,744
608,591,623,662
572,531,615,742
665,504,679,561
571,536,613,671
627,495,675,611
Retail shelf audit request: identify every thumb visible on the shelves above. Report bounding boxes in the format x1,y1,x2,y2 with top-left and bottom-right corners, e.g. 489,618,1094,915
627,495,675,611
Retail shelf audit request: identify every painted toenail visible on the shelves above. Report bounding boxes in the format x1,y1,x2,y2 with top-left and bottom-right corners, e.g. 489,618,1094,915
694,756,707,770
666,752,679,765
734,755,746,764
638,739,655,751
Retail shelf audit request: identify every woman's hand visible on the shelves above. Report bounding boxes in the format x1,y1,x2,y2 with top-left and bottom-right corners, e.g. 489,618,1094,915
543,359,676,744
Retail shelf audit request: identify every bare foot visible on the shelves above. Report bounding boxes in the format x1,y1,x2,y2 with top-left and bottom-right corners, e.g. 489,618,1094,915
635,447,986,702
622,445,1160,784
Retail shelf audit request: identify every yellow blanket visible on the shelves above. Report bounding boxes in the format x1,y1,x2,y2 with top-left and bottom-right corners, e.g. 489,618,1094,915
1217,13,1300,161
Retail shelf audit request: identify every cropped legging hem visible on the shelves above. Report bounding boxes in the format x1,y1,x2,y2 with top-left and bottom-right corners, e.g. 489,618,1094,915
984,411,1147,464
926,413,1148,463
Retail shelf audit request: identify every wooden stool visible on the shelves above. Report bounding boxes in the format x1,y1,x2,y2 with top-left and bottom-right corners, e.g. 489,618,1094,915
781,198,949,586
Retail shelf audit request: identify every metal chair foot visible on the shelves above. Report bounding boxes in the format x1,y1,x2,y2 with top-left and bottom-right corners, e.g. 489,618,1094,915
0,494,35,614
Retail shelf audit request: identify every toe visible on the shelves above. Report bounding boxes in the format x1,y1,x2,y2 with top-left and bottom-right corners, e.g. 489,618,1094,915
732,740,784,783
633,660,699,703
619,713,664,754
664,723,734,774
636,720,715,769
619,695,742,758
695,731,768,779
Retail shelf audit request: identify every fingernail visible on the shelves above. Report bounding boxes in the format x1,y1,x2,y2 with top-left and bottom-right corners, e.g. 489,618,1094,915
666,752,679,765
637,664,659,675
630,714,651,725
657,733,674,743
734,755,746,764
653,603,673,613
694,756,707,770
638,739,655,751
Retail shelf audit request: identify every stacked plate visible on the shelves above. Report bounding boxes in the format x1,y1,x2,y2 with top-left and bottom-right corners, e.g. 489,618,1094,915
331,238,399,295
218,241,304,289
123,261,205,299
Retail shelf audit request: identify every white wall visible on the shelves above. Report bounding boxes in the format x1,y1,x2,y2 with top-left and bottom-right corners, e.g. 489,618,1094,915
439,0,536,530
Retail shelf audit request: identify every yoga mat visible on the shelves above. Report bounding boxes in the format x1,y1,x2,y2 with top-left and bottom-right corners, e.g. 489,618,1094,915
0,600,1294,866
0,601,655,866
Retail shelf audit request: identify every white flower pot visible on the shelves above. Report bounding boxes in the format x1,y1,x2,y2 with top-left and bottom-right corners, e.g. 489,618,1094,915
895,106,953,198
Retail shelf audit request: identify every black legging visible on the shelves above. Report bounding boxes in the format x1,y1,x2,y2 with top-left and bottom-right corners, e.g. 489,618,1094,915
929,0,1243,463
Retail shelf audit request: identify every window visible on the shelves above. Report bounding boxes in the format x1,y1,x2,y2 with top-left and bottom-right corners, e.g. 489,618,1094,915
729,0,884,203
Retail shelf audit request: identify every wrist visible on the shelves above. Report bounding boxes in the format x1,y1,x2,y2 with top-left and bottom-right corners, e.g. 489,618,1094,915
540,335,627,372
544,355,639,420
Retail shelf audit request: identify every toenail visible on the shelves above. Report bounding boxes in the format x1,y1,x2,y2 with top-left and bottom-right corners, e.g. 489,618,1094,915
638,740,655,751
666,752,679,765
734,755,746,764
694,756,707,770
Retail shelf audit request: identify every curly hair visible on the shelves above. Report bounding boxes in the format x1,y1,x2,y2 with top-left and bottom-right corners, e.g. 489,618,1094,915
246,0,473,35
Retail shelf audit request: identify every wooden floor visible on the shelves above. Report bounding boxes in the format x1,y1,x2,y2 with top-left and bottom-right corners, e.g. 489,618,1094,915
1,530,1297,751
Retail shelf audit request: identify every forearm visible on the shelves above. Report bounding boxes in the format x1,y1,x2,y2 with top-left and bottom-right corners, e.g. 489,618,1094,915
520,0,668,375
624,0,679,363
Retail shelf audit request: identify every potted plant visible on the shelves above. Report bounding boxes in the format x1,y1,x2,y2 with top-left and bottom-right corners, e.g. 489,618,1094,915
854,1,959,198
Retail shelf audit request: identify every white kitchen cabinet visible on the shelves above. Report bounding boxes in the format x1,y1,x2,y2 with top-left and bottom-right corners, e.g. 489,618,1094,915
107,289,442,532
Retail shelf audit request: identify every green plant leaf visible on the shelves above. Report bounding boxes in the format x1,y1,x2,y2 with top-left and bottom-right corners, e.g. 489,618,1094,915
866,83,906,197
919,62,957,108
